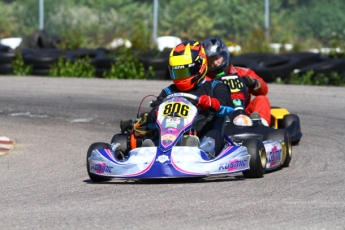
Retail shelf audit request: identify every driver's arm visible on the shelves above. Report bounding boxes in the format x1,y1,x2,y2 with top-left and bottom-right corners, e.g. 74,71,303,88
212,81,235,117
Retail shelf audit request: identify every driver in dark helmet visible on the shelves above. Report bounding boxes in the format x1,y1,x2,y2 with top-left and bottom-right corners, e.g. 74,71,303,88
142,40,234,157
202,37,271,126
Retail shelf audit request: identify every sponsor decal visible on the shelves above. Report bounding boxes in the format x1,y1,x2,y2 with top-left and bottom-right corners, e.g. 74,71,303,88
231,92,245,101
232,99,243,107
156,155,170,163
162,134,176,141
165,117,181,128
91,163,113,174
165,123,177,128
219,159,247,171
268,145,282,167
172,65,186,69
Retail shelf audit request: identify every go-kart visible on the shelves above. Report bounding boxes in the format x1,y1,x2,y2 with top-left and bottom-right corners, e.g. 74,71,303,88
219,74,302,174
86,93,267,181
224,108,292,174
221,74,302,145
269,106,302,145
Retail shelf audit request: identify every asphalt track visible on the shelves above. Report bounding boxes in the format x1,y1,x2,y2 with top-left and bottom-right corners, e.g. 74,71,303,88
0,76,344,230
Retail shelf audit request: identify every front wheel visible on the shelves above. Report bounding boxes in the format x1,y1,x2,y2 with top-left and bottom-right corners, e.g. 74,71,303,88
86,142,113,182
242,139,266,178
110,133,130,159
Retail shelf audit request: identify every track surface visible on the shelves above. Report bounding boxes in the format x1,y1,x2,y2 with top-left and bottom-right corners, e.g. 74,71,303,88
0,77,344,230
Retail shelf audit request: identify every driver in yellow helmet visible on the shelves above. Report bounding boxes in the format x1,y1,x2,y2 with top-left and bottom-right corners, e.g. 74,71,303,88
144,40,234,158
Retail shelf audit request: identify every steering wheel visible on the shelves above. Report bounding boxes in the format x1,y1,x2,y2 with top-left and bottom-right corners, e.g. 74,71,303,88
163,93,199,104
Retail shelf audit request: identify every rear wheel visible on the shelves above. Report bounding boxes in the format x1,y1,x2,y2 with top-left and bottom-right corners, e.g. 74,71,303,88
86,142,113,182
283,114,301,145
242,139,266,178
264,129,292,167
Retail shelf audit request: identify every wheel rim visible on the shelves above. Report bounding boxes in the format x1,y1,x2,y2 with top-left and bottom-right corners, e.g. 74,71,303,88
260,148,266,168
281,141,287,164
288,139,292,158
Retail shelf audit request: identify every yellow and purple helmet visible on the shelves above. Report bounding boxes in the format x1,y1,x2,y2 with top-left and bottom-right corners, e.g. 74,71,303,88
168,41,208,91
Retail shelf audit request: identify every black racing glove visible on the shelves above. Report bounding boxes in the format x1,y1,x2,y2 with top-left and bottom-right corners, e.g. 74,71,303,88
242,76,258,89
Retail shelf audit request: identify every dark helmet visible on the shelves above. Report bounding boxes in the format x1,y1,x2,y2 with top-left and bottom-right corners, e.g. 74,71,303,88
168,40,208,91
202,38,230,79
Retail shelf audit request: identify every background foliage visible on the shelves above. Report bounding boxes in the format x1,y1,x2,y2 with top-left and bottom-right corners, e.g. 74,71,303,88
0,0,345,52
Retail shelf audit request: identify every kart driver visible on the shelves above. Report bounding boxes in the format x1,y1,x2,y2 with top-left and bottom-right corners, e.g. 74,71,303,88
202,37,271,126
142,40,234,158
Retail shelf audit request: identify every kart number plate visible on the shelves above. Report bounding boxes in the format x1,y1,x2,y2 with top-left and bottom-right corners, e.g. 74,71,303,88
163,102,190,118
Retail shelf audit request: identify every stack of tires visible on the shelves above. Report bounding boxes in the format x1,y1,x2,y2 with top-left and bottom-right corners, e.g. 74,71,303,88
138,50,170,80
232,52,345,83
232,53,301,83
89,48,118,78
21,49,63,76
0,45,15,75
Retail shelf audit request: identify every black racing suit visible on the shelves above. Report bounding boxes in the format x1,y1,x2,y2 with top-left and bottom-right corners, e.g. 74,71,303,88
147,79,232,156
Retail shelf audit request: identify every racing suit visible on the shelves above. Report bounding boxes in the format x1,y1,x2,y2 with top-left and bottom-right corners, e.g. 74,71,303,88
146,79,233,156
206,65,271,125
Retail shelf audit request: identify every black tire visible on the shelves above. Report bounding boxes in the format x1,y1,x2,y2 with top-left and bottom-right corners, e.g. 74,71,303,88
152,69,170,80
0,44,13,52
86,142,113,182
65,48,102,62
110,133,130,156
254,56,300,82
283,114,299,127
95,68,107,78
238,53,301,82
0,63,13,74
138,50,169,71
280,52,321,69
0,51,15,64
231,56,259,70
283,114,301,145
242,139,266,178
263,129,292,167
91,56,118,69
22,50,62,69
296,58,345,76
31,68,51,76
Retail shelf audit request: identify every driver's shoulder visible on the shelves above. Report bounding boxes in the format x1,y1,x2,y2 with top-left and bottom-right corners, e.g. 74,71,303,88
203,79,223,88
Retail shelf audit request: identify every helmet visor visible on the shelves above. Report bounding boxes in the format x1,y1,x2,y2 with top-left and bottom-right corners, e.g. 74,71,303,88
169,63,200,80
207,52,227,69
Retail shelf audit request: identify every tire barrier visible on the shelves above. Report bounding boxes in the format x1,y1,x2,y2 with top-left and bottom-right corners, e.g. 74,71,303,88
234,53,300,83
22,49,63,76
90,51,118,78
138,50,170,80
18,30,56,50
280,52,321,69
294,58,345,76
231,56,260,70
2,43,345,83
231,52,345,83
64,48,102,62
0,45,15,74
